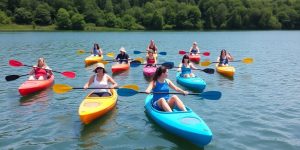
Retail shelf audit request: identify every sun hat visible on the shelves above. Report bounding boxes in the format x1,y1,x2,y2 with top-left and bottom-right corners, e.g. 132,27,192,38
193,42,197,45
148,49,154,53
119,47,126,53
94,63,106,73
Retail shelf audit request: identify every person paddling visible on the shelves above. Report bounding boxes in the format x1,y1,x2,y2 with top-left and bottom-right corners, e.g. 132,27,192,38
147,40,158,54
217,49,233,66
177,55,198,78
28,57,52,80
115,47,130,64
189,42,200,55
91,43,103,56
146,49,157,67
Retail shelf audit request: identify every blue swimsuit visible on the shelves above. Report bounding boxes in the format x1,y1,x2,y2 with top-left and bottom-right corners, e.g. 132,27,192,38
181,64,191,76
152,80,170,111
219,56,229,65
191,48,198,54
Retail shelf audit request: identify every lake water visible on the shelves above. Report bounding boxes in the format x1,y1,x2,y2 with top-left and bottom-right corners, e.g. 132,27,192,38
0,31,299,150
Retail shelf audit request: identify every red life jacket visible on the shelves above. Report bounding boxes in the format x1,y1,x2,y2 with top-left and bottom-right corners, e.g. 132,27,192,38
147,57,155,64
34,67,47,79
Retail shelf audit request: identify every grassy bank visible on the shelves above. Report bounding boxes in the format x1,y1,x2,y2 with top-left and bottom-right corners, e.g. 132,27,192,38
0,24,127,32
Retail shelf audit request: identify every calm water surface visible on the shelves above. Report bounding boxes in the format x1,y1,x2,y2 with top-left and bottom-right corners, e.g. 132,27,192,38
0,31,299,150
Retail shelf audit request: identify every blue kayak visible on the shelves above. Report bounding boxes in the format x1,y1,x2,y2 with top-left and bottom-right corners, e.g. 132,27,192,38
176,72,206,92
144,94,212,147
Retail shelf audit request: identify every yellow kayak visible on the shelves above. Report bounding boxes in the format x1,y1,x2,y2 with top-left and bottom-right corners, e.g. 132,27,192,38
78,89,118,124
84,55,103,66
216,64,235,77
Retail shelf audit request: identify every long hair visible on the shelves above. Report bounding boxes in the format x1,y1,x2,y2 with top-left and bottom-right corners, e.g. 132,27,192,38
37,57,47,68
153,66,167,81
219,49,227,59
181,54,190,63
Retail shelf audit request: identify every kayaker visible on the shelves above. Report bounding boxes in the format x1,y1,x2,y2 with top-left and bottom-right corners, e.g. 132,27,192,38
189,42,200,55
28,57,52,80
115,47,130,64
145,66,188,112
177,55,197,78
147,40,158,54
146,49,156,67
84,63,118,97
217,49,233,66
91,43,103,56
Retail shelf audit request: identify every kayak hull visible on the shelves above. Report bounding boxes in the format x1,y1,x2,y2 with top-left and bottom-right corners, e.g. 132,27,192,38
176,72,206,92
18,75,54,96
189,55,200,63
143,66,157,77
111,63,130,73
79,89,118,124
215,64,235,77
144,94,212,147
85,55,103,66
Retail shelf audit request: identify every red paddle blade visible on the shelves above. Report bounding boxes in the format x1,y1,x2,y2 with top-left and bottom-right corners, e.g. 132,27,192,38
9,60,24,67
179,50,186,55
61,71,76,78
202,52,210,56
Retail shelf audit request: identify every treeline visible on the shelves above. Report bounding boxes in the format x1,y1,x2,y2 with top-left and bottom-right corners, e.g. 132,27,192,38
0,0,299,30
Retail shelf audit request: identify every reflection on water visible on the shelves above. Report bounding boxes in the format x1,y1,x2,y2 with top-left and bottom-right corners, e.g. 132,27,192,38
19,87,52,106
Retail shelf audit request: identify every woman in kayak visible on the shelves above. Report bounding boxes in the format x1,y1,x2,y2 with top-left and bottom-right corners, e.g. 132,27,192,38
145,66,188,112
28,57,52,80
217,49,233,66
177,55,198,78
84,63,118,97
91,43,103,56
145,49,156,67
189,42,200,55
147,40,158,54
115,47,130,64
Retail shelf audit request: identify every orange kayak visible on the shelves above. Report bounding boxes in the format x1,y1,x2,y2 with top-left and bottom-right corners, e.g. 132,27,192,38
189,55,200,63
111,63,130,73
84,55,103,66
215,64,235,77
18,75,54,96
79,89,118,124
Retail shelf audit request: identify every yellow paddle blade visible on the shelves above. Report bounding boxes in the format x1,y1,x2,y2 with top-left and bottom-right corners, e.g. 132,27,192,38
106,52,115,57
53,84,73,94
135,57,144,63
77,49,85,55
99,60,109,65
121,84,139,91
242,58,253,64
200,61,211,66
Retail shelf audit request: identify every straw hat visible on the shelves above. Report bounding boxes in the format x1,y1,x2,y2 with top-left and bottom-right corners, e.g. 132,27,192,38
148,49,154,53
94,63,105,70
193,42,197,45
119,47,126,53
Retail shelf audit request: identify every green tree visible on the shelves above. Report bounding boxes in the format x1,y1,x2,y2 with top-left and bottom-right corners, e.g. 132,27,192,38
14,7,33,24
105,0,113,13
34,4,52,25
0,10,11,24
105,13,117,27
214,3,228,29
152,11,164,29
122,14,135,29
71,13,85,30
56,8,71,29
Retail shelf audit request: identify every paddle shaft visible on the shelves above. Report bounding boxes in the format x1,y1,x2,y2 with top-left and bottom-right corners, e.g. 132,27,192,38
20,64,63,73
138,91,201,95
173,66,206,71
72,87,119,89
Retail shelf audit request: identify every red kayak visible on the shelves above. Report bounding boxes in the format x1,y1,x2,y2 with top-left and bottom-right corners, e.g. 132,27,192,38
18,75,55,96
111,63,129,73
189,55,200,63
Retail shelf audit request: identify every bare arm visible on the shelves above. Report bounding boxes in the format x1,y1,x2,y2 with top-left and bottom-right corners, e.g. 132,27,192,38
84,75,95,89
107,75,118,88
177,63,182,72
145,81,154,94
227,53,233,61
167,79,188,95
190,63,198,70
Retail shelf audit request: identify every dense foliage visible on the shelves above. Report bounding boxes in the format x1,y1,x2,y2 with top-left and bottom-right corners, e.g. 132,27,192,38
0,0,299,30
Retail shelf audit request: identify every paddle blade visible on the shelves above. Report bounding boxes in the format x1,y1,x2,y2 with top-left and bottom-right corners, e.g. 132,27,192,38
9,60,24,67
99,60,110,65
202,68,215,74
5,75,20,81
200,91,222,100
130,60,142,67
179,50,186,55
135,57,144,63
242,58,253,64
159,52,167,55
200,61,211,66
106,52,114,57
117,88,138,96
121,84,139,91
133,50,141,54
161,62,174,69
202,52,210,56
61,71,76,78
53,84,73,94
77,50,85,55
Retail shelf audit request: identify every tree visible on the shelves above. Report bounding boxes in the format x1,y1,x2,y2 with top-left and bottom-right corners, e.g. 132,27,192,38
122,14,135,29
105,0,113,13
0,10,11,24
152,11,164,29
214,3,228,29
71,13,85,30
14,7,33,24
105,13,117,27
34,4,52,25
56,8,71,29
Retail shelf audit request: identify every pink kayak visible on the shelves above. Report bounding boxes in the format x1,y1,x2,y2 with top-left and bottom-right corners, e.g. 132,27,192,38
189,54,200,63
143,66,157,77
111,63,130,73
18,75,55,96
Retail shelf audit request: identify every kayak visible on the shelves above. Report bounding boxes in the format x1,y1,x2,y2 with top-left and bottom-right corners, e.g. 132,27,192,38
84,55,103,66
215,64,235,77
144,94,212,147
189,54,200,63
143,66,157,77
111,63,130,73
18,75,54,96
79,89,118,124
176,72,206,92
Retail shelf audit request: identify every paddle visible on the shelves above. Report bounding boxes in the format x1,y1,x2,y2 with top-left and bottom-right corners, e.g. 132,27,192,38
5,74,30,81
117,88,222,100
133,50,167,55
77,50,115,57
53,84,139,94
200,58,253,66
9,60,76,78
178,50,210,56
99,57,144,65
130,61,174,69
